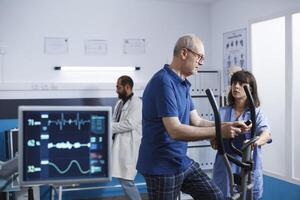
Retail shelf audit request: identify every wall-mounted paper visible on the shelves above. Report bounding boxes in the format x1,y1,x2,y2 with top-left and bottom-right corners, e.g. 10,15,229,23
84,40,107,55
123,38,145,55
223,28,247,92
44,37,69,55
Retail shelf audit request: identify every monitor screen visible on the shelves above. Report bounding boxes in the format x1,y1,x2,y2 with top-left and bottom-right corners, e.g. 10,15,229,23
18,106,112,186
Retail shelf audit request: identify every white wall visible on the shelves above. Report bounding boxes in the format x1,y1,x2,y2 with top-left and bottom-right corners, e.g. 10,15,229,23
210,0,300,184
210,0,300,70
0,0,211,98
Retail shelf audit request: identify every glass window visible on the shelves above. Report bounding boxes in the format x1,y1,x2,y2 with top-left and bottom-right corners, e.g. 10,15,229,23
251,17,286,175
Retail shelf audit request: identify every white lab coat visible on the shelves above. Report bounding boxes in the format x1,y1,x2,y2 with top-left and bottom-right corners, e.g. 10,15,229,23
111,95,142,180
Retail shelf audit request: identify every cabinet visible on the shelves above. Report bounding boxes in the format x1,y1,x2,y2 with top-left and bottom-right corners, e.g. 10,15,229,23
186,69,221,170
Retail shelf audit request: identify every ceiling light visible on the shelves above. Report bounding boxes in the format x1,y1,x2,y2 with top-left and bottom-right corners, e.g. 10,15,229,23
54,66,140,71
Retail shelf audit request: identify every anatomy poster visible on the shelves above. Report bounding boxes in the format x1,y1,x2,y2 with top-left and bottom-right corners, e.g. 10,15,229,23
223,28,247,92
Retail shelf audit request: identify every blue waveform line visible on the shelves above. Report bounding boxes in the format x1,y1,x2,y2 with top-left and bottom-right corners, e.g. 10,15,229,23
48,160,90,174
48,113,91,130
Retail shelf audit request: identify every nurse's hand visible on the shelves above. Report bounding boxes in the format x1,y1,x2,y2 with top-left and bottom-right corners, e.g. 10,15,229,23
231,120,252,133
242,120,252,132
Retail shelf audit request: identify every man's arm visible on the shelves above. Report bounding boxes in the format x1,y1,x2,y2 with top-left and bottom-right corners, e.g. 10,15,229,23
162,116,246,141
189,109,214,127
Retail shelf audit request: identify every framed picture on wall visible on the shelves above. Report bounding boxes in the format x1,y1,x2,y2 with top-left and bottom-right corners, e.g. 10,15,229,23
223,28,247,94
44,37,69,55
84,40,107,55
123,38,145,55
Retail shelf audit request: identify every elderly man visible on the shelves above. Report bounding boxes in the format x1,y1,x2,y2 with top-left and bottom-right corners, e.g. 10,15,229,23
137,34,250,200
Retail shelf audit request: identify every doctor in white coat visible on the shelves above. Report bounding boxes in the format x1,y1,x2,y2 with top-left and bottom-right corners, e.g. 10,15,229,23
112,75,142,200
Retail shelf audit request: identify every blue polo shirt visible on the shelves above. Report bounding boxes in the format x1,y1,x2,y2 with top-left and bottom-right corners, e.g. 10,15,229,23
136,64,194,175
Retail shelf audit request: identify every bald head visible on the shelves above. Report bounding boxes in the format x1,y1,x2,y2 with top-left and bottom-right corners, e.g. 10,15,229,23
173,34,204,57
170,34,205,77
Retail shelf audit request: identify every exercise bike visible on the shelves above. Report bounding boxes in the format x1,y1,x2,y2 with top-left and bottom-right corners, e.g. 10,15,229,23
206,85,258,200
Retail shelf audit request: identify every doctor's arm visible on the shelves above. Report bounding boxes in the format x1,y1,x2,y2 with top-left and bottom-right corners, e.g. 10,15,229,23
112,101,142,134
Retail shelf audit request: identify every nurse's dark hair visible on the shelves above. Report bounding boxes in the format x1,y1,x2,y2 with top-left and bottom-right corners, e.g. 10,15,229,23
118,75,134,89
227,70,260,107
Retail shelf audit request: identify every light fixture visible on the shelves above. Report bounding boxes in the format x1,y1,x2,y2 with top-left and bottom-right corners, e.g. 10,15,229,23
54,66,140,71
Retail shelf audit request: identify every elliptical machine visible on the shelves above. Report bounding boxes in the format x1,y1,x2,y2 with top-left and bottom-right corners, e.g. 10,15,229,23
206,86,258,200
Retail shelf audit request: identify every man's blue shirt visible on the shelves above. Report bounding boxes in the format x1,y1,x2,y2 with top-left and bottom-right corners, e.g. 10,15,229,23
136,65,195,174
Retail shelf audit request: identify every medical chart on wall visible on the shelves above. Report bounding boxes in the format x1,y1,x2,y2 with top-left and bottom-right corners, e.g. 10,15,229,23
44,37,69,54
223,28,247,93
123,38,145,54
84,40,107,55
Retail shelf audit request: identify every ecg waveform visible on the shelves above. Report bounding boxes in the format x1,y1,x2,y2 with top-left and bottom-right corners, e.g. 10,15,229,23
48,141,91,149
47,113,91,130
